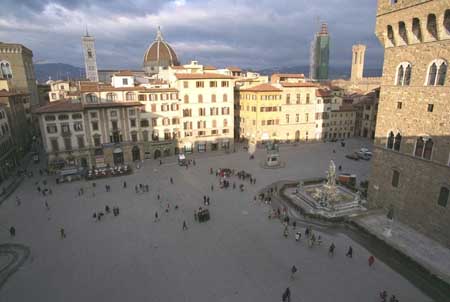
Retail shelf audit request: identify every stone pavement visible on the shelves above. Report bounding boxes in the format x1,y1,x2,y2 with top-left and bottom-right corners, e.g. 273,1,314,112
0,138,434,302
353,213,450,284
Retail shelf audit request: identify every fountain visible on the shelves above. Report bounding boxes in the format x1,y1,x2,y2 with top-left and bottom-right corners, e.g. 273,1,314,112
284,160,367,219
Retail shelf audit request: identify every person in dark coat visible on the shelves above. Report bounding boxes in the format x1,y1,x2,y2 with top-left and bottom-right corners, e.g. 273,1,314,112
346,246,353,258
9,226,15,237
282,287,291,302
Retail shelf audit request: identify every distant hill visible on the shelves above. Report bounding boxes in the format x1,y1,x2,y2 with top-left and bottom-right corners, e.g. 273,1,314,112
33,62,382,84
255,65,381,80
34,63,84,83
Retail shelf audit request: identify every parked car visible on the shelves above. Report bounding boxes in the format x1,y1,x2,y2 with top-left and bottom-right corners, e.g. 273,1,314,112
357,152,371,160
345,153,360,161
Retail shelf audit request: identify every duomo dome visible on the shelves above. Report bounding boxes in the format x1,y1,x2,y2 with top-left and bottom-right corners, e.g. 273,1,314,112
143,27,180,75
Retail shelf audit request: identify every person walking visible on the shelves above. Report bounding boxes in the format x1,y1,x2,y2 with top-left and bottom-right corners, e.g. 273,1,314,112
170,177,174,184
295,231,301,241
123,181,127,188
154,211,159,222
9,226,15,237
182,220,188,230
60,228,66,239
368,255,375,267
211,184,214,191
290,265,298,280
346,246,353,258
282,287,291,302
329,242,335,256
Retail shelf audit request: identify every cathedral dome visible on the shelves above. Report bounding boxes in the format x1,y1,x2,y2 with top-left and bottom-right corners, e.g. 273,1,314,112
143,27,180,74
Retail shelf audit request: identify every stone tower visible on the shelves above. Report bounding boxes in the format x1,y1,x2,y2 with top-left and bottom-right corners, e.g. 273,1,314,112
309,23,330,81
351,44,366,81
368,0,450,248
81,29,99,82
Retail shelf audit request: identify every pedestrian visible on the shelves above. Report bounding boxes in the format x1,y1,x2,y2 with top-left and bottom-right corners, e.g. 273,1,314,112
211,184,214,191
194,210,198,221
193,159,196,166
92,182,96,188
60,228,66,239
282,287,291,302
154,211,159,222
123,181,127,188
317,235,322,245
182,220,188,230
159,159,162,165
157,194,160,200
135,185,139,193
170,177,173,184
379,290,387,302
105,205,110,213
338,165,342,171
9,226,15,237
305,227,310,237
368,255,375,267
16,196,21,206
207,196,210,205
45,201,50,210
283,226,289,238
295,231,301,241
346,246,353,258
292,221,296,229
290,265,298,280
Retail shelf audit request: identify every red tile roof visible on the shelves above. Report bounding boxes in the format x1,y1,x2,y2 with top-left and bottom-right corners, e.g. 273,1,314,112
227,66,242,72
34,100,83,113
34,100,143,114
113,71,135,77
79,83,177,93
279,82,318,88
316,89,332,97
174,73,235,80
240,83,282,92
203,65,217,70
272,73,305,78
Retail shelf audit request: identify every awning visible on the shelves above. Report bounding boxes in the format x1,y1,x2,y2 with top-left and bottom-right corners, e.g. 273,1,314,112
113,147,123,154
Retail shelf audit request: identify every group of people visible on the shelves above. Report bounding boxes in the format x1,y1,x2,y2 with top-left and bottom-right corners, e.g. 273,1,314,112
93,205,120,221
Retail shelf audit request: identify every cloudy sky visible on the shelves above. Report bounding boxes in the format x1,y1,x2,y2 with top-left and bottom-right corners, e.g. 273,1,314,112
0,0,384,70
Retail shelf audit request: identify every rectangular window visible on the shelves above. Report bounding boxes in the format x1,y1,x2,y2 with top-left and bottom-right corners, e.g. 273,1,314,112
110,111,117,117
46,124,58,134
93,136,101,147
138,94,146,101
397,102,402,109
306,93,310,104
92,121,99,131
392,170,400,187
285,114,290,124
112,121,118,130
131,132,138,142
305,113,309,122
427,104,434,112
221,81,229,87
296,114,299,123
64,137,72,151
196,81,204,88
73,122,83,131
50,139,59,152
77,136,85,148
210,81,217,87
122,78,128,85
183,81,189,88
296,94,301,104
151,104,156,112
437,187,449,207
90,112,97,119
130,119,136,127
152,118,157,127
61,123,70,134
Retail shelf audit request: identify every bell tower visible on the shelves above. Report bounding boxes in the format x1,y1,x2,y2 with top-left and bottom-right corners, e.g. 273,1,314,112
81,28,99,82
351,44,366,81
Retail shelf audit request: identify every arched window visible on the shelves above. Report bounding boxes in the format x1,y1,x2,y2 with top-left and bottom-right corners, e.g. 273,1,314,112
428,63,438,85
223,94,228,102
427,59,447,86
198,94,203,103
387,131,395,149
399,21,408,44
126,92,134,101
414,137,424,157
396,65,404,85
437,62,447,85
423,138,433,160
184,95,189,104
86,94,97,103
0,61,13,79
445,10,450,34
412,18,422,42
427,14,438,39
387,25,395,46
394,133,402,151
354,52,358,64
106,93,116,102
396,63,411,86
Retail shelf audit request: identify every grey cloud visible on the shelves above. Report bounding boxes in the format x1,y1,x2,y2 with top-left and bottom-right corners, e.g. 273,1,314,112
0,0,384,71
